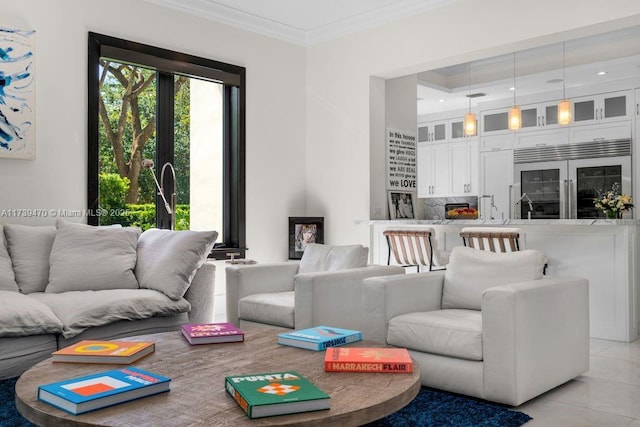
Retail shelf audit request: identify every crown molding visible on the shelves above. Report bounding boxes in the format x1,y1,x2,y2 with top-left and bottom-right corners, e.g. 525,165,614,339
143,0,459,46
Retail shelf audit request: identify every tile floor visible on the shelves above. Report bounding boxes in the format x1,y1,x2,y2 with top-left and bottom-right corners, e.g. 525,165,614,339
212,271,640,426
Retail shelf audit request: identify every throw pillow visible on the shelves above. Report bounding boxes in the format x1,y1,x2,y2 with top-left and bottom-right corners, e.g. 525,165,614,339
0,225,19,292
135,228,218,301
441,246,547,310
46,220,141,293
298,244,369,274
4,224,56,294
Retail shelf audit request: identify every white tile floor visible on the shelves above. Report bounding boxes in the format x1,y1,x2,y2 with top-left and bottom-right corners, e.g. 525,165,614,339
213,287,640,426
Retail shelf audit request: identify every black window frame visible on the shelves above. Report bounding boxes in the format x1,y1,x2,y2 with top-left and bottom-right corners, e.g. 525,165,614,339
87,32,246,259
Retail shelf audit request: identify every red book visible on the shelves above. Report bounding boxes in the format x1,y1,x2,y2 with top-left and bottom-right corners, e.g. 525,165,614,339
324,347,413,373
181,322,244,345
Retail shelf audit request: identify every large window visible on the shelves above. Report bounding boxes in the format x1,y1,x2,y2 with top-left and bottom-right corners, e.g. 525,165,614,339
87,33,246,258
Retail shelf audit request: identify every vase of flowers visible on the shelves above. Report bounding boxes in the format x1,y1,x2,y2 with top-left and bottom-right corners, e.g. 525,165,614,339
593,183,633,219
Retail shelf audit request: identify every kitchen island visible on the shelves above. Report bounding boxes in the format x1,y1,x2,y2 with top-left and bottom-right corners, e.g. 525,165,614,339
367,219,640,342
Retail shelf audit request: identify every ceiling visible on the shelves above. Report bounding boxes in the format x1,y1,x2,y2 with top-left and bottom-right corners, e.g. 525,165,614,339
143,0,640,118
417,26,640,117
144,0,459,45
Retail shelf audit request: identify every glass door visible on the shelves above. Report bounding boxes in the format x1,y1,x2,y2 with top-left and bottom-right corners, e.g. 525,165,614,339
569,156,632,219
514,161,567,219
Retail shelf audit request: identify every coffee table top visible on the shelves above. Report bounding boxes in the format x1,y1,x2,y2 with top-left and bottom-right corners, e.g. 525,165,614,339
16,329,421,426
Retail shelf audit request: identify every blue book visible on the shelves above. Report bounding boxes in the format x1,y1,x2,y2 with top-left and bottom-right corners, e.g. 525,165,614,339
37,367,171,415
277,326,362,351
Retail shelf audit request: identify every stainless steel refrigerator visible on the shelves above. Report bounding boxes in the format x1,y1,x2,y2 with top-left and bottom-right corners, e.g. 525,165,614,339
512,139,631,219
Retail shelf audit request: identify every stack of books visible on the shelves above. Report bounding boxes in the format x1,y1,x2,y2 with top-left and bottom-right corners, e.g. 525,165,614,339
324,347,413,373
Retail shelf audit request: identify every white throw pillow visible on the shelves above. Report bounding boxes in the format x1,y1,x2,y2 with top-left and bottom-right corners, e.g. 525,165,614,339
298,244,369,274
442,246,547,310
135,228,218,301
0,225,19,292
4,224,56,294
46,220,141,293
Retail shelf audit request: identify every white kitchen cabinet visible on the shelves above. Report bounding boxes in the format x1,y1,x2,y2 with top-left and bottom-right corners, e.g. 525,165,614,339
450,139,479,195
480,107,510,135
520,100,562,130
417,120,448,143
571,90,632,125
569,120,631,143
479,149,513,220
480,133,514,151
449,117,478,139
515,127,570,148
417,143,450,197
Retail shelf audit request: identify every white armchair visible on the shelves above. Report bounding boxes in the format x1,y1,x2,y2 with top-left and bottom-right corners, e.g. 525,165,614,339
362,246,589,406
226,244,404,331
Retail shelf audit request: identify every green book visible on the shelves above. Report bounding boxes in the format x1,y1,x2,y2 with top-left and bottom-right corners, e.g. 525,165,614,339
225,371,330,419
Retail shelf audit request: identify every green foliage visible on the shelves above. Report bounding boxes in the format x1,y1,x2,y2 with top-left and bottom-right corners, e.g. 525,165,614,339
99,173,131,226
125,203,190,231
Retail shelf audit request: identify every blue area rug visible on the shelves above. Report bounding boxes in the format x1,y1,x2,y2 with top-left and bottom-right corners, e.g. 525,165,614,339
0,377,531,427
366,387,532,427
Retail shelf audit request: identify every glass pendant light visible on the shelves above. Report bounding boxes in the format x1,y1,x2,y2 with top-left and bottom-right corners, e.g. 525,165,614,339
508,52,521,131
558,42,572,125
464,62,476,136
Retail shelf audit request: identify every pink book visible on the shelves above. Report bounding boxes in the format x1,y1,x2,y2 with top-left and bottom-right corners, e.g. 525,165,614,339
181,322,245,345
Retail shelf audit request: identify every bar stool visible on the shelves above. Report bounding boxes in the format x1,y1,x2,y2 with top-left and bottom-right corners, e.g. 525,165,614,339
459,227,522,252
383,229,449,272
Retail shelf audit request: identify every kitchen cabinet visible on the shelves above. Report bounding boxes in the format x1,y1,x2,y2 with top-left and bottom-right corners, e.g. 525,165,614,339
418,140,478,197
520,101,562,129
480,133,514,151
571,90,632,125
450,139,479,195
479,149,513,220
418,120,447,142
449,117,478,139
480,107,510,135
417,143,450,197
569,120,631,143
515,127,569,148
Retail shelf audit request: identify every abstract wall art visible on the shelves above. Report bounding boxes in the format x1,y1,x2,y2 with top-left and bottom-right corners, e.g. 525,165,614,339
0,25,35,160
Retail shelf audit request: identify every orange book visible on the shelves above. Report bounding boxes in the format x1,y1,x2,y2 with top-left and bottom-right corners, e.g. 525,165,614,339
52,340,155,364
324,347,413,373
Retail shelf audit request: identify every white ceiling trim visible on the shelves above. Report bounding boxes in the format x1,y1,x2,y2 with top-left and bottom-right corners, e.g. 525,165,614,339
143,0,460,46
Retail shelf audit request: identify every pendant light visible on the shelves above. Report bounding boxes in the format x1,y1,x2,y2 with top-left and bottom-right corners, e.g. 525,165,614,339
558,42,572,125
508,52,522,131
464,62,477,136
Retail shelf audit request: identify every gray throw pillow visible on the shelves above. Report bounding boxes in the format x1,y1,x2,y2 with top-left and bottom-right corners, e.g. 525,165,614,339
0,225,19,292
46,220,141,293
4,224,56,294
135,228,218,301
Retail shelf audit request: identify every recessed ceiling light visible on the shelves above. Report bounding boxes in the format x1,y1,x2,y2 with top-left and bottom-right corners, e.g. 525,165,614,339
438,99,445,103
509,86,516,91
597,71,607,75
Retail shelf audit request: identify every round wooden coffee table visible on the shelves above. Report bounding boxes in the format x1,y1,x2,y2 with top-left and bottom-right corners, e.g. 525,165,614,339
16,329,421,426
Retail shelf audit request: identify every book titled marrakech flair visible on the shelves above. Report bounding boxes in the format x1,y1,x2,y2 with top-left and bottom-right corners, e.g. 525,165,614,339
225,371,329,418
324,347,414,373
277,326,362,351
181,322,244,345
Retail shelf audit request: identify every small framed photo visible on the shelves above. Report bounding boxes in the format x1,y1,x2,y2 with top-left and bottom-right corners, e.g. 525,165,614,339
289,217,324,260
388,191,415,219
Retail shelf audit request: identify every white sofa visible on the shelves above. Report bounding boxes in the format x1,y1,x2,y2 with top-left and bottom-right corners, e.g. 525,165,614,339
0,221,218,379
362,246,589,406
226,243,404,331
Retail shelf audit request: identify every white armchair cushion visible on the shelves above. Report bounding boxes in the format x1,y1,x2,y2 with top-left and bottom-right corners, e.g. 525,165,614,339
298,244,368,274
238,291,295,328
387,309,483,361
442,246,546,310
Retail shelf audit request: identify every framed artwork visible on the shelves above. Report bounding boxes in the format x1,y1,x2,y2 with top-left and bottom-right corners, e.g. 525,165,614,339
388,191,415,219
289,217,324,260
0,26,36,159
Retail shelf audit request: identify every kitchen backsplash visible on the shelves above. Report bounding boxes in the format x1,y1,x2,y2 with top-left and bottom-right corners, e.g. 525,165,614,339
421,196,478,220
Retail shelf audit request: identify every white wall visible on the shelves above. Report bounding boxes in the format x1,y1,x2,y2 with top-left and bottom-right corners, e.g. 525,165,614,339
0,0,306,262
3,0,640,261
307,0,640,246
